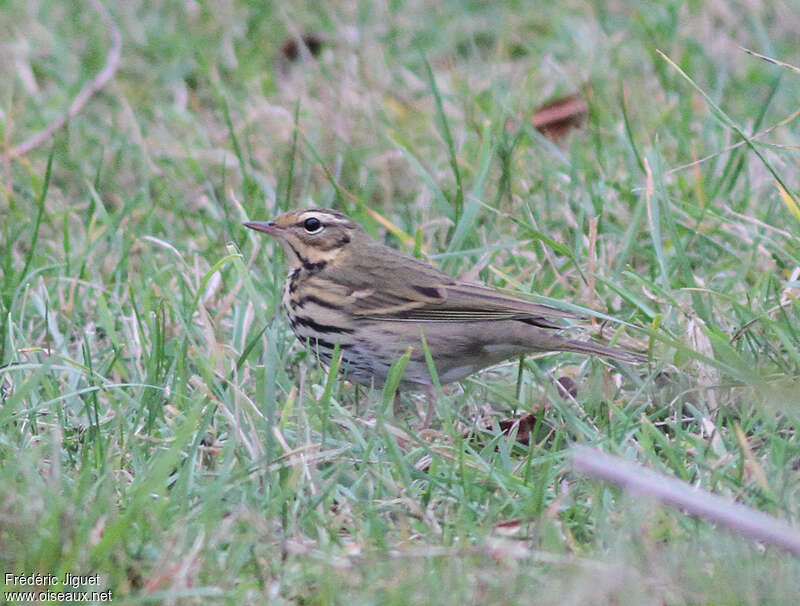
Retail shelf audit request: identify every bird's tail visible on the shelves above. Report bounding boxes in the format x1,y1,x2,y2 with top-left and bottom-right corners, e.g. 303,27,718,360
561,339,646,364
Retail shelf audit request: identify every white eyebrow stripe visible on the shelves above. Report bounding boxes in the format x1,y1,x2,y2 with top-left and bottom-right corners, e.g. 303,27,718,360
299,211,351,225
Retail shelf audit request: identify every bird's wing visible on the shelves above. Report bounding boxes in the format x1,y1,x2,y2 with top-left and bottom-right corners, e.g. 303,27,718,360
318,249,579,328
354,281,579,328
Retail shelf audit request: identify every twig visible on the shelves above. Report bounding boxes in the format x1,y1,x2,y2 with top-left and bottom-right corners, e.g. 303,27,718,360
572,446,800,558
6,0,122,159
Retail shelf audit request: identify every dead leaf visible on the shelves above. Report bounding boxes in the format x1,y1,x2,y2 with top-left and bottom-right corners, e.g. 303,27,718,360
493,519,523,536
532,90,589,139
498,413,537,445
281,33,324,61
556,376,578,400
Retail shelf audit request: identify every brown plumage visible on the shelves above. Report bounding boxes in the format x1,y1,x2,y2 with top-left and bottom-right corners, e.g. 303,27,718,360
245,209,643,390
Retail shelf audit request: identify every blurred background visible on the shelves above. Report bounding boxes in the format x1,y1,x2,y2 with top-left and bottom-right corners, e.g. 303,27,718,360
2,1,800,603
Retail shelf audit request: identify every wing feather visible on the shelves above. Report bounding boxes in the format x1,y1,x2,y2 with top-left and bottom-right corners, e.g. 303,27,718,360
313,243,579,328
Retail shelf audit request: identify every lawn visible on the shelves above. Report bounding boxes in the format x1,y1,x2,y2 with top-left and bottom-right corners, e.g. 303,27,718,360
2,0,800,603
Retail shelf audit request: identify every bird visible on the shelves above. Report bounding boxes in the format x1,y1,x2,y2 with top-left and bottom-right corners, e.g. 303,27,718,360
244,208,644,399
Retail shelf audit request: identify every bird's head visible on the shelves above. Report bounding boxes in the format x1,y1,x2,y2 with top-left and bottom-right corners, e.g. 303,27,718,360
244,208,364,270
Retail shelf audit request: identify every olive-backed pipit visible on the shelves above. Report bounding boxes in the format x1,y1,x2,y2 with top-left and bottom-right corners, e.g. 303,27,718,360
244,209,643,393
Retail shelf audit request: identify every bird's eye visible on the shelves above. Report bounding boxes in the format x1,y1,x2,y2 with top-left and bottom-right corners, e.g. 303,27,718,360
303,217,323,233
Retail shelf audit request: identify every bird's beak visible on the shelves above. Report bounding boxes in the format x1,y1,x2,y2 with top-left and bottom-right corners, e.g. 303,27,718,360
243,221,279,235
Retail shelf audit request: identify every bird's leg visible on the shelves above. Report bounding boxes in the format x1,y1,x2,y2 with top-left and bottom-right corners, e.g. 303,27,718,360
354,383,363,417
422,385,438,427
393,391,403,418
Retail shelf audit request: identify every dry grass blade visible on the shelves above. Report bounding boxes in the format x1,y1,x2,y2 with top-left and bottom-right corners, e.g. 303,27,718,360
667,106,800,176
740,47,800,75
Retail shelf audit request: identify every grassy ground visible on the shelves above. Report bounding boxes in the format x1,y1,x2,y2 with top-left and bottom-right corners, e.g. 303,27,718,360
2,0,800,603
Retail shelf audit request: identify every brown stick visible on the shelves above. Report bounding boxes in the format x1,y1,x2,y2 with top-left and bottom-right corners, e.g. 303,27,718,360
6,0,122,159
572,446,800,558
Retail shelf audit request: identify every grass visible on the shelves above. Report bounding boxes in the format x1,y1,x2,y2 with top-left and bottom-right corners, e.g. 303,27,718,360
2,0,800,603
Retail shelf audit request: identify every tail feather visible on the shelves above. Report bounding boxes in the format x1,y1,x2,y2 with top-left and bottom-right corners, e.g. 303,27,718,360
563,339,646,364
